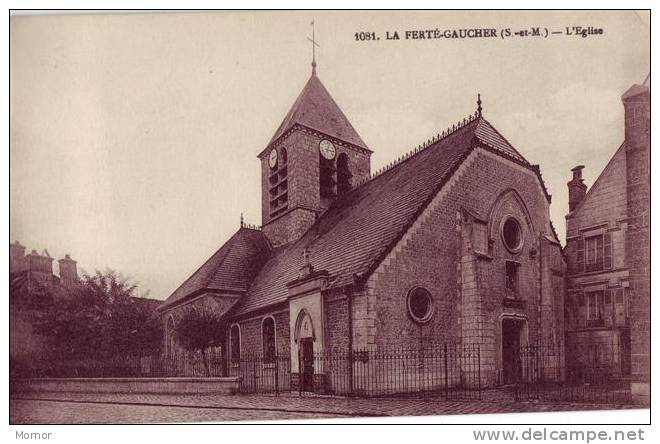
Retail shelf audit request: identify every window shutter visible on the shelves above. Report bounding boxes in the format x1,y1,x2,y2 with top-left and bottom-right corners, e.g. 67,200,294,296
604,289,613,326
603,232,612,269
576,237,585,273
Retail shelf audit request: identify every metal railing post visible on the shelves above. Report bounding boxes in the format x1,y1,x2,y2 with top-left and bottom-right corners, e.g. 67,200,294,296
477,344,482,400
274,353,279,395
443,343,449,400
348,348,354,396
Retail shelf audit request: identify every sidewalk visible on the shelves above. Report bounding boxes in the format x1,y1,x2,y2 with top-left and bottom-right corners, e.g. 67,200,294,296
11,389,639,420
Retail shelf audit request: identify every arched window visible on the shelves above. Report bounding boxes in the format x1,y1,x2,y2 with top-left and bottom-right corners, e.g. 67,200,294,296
337,153,352,195
319,141,336,198
407,287,434,323
166,316,175,357
280,147,288,165
230,324,241,364
262,317,276,363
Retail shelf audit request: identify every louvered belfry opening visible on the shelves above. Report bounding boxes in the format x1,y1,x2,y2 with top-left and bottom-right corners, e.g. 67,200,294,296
269,147,289,218
319,153,336,198
336,152,352,195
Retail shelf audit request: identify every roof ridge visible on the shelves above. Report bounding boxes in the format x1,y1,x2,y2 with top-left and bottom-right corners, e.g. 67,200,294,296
357,135,477,285
162,230,242,307
352,111,481,189
476,118,530,166
267,74,369,151
200,229,258,291
569,141,626,217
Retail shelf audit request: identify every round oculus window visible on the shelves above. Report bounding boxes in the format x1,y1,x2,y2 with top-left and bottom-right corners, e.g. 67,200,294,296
502,217,523,252
407,287,434,323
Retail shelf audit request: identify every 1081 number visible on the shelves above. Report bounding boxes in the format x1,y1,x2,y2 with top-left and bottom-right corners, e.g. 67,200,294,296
354,32,378,41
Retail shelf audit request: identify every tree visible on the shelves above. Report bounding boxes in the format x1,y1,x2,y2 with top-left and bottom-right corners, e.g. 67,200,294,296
174,308,225,375
32,269,162,362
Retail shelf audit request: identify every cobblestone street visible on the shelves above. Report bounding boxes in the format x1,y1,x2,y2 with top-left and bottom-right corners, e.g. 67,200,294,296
10,391,640,424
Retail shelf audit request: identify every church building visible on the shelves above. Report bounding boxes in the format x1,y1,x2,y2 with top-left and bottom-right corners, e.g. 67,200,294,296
158,59,566,392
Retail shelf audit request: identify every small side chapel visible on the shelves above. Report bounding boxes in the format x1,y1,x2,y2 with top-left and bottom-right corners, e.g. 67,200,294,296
158,48,566,390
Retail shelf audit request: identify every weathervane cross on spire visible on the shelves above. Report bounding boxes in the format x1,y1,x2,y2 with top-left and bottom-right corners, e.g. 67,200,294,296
307,20,320,75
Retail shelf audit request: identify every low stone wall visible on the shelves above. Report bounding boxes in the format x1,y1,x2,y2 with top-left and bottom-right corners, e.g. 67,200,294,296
11,377,242,396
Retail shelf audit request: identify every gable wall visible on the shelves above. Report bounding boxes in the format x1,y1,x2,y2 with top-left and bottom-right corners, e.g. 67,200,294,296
563,145,630,335
565,145,627,246
358,149,559,374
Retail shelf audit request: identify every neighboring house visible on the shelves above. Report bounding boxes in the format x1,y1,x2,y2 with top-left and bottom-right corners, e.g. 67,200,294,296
9,241,163,360
564,75,650,403
9,242,80,359
158,62,566,392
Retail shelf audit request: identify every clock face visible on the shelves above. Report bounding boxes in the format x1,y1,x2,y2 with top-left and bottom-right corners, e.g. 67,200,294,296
319,140,336,160
268,149,278,168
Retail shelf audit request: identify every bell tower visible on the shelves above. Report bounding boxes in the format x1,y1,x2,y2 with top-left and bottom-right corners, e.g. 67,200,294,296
258,64,371,247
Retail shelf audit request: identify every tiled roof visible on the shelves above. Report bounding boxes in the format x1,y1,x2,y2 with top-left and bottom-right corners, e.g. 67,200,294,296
267,73,370,151
159,228,270,310
232,115,529,316
474,118,528,164
164,113,539,317
622,83,650,100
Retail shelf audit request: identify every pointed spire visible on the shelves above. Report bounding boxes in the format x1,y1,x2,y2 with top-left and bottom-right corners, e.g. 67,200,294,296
308,20,320,76
477,93,483,117
240,212,244,228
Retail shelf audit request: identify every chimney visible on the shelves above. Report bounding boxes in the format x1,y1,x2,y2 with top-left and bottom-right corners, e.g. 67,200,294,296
10,241,26,273
622,80,650,154
27,249,53,275
58,254,79,286
567,165,587,212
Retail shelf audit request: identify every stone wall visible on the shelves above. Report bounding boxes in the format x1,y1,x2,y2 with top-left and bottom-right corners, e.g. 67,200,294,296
11,377,241,395
261,128,371,246
231,308,290,357
363,147,561,386
622,84,650,403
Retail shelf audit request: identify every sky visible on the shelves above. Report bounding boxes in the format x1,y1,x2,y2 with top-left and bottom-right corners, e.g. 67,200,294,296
10,11,650,300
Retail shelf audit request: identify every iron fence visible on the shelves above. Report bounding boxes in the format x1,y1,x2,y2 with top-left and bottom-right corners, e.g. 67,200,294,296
228,352,291,394
14,341,632,404
515,342,632,404
11,343,482,400
229,343,481,399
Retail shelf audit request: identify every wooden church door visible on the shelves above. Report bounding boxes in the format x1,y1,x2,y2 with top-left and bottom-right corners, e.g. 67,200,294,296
299,338,315,392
